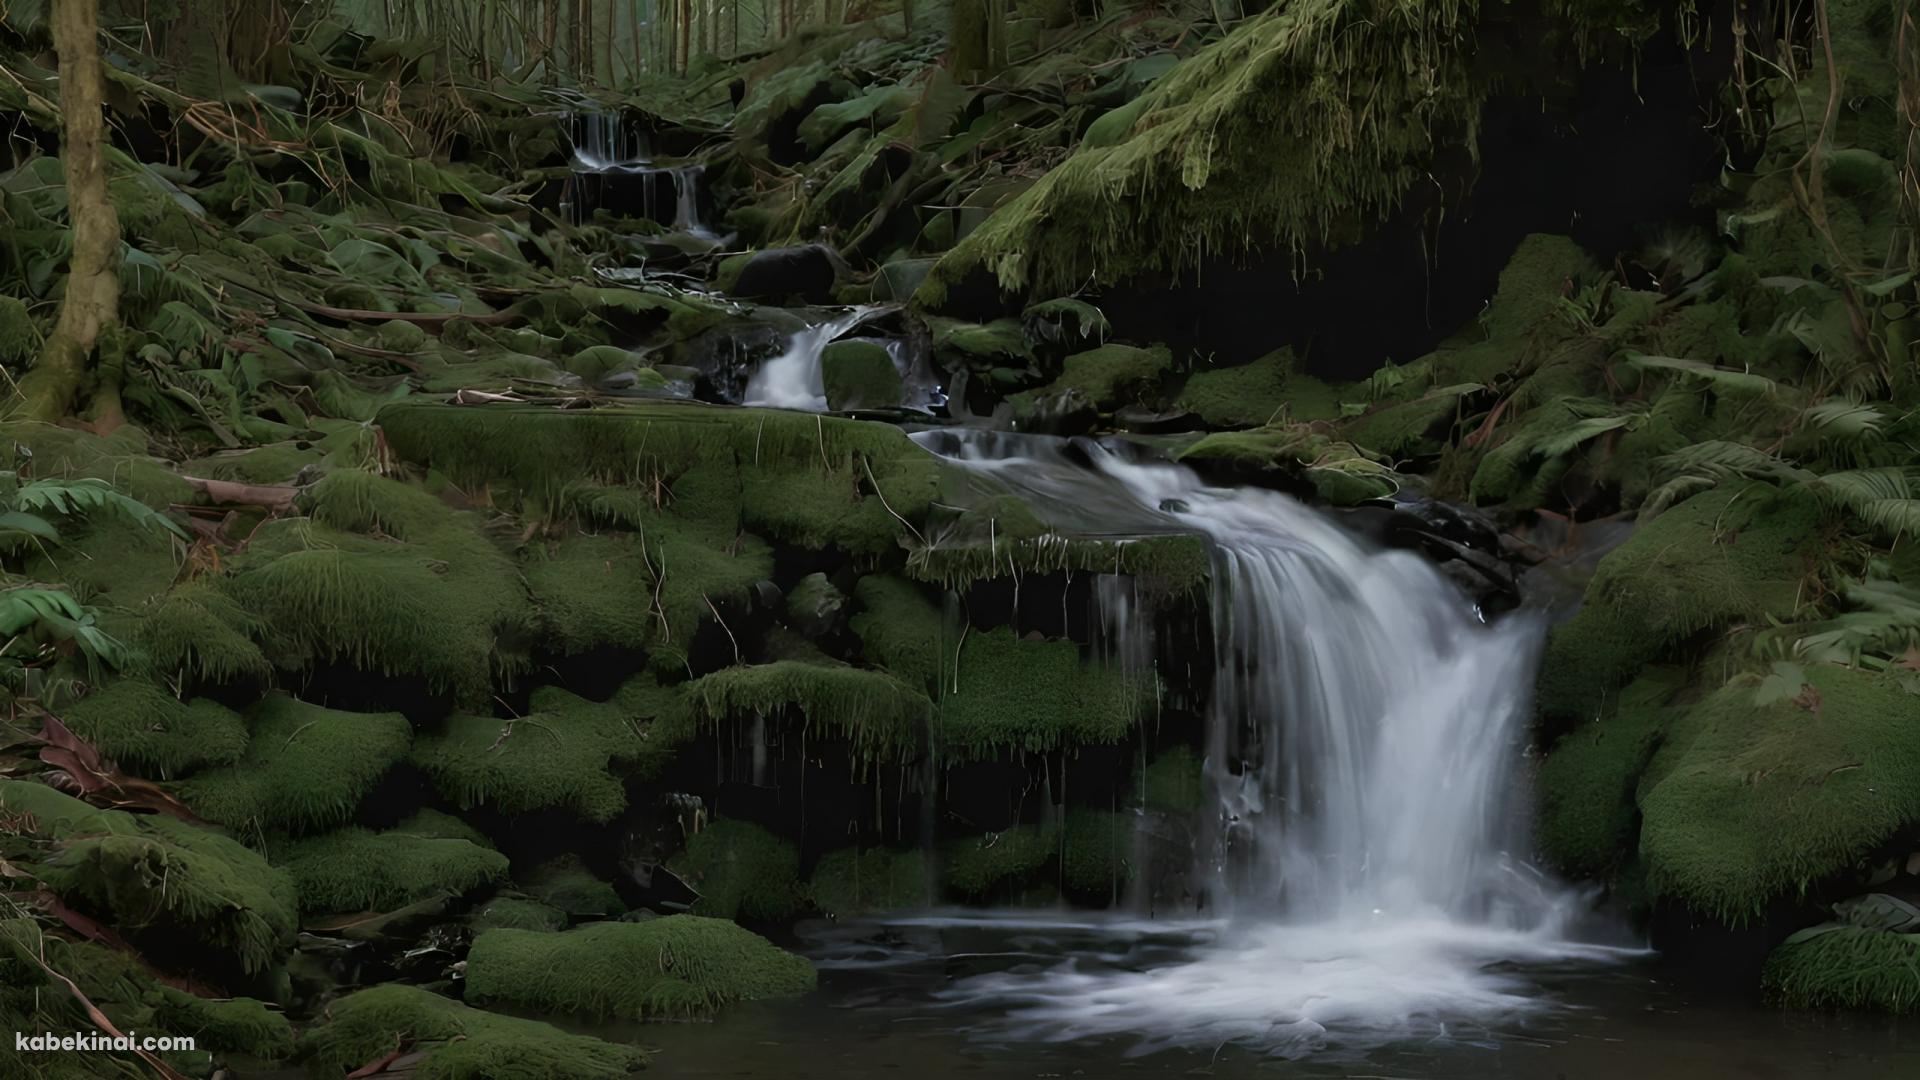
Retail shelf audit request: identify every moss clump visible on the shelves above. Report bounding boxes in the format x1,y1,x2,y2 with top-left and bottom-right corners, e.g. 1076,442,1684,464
937,628,1150,760
390,808,495,848
464,917,815,1021
121,580,271,684
1176,350,1340,427
0,780,298,974
807,847,931,915
821,340,904,411
739,447,940,559
277,827,508,915
519,854,627,919
849,575,948,691
61,680,248,778
179,696,412,834
1061,811,1135,896
686,661,929,764
227,470,533,702
471,897,569,932
1637,664,1920,922
667,819,803,922
1178,424,1400,505
1762,927,1920,1012
1137,745,1205,814
522,532,656,655
300,983,648,1080
1534,671,1678,878
1480,234,1597,340
1018,344,1172,413
151,987,292,1060
943,825,1059,896
1535,483,1820,727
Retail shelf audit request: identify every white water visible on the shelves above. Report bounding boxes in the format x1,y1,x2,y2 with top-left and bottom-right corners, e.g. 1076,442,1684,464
743,308,880,410
915,433,1634,1057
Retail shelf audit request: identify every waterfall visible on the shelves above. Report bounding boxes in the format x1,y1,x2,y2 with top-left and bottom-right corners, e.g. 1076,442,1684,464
742,308,878,411
913,433,1628,1056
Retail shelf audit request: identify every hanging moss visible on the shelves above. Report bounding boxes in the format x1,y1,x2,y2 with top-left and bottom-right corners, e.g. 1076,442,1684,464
919,1,1487,301
60,680,248,778
178,696,412,834
667,819,804,922
1762,927,1920,1012
1536,483,1822,728
807,847,932,916
1637,665,1920,923
686,661,929,764
1176,350,1341,428
276,827,508,915
908,532,1209,593
465,916,815,1022
849,574,948,691
0,780,298,974
519,854,627,919
937,628,1151,761
299,983,649,1080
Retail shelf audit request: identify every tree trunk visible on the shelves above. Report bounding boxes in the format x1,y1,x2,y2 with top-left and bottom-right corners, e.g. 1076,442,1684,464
17,0,121,426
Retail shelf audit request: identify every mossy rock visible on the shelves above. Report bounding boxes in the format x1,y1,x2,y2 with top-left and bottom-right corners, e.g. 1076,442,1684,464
464,917,815,1021
943,824,1059,897
1636,664,1920,922
152,986,293,1060
821,340,904,411
390,808,495,849
1762,926,1920,1012
667,819,804,922
519,854,627,919
1535,670,1677,879
1176,350,1341,428
807,847,931,915
299,983,648,1079
937,628,1149,760
471,897,569,932
849,574,948,691
61,680,248,778
1535,482,1820,728
1480,234,1597,340
277,826,508,915
1015,343,1172,414
1136,745,1205,814
0,780,298,974
121,580,271,685
178,696,412,834
1177,425,1399,505
686,661,929,765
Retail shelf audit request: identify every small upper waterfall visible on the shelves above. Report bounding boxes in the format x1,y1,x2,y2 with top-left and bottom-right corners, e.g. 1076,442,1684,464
742,308,878,411
915,433,1626,1055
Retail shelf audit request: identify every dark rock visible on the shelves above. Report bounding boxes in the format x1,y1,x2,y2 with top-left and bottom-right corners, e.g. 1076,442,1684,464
785,572,847,638
730,244,845,303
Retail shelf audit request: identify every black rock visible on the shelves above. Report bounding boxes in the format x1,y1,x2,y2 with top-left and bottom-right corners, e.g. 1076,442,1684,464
730,244,844,304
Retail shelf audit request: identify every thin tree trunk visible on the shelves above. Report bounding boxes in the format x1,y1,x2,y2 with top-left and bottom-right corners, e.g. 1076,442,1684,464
17,0,122,426
679,0,690,72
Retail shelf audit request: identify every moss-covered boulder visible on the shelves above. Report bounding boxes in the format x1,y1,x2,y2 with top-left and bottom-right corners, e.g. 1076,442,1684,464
1178,424,1400,505
1177,350,1341,428
822,339,904,411
464,916,815,1021
1014,343,1172,415
61,680,249,778
667,819,804,922
300,983,648,1079
0,781,298,975
687,661,929,765
519,854,627,919
277,826,508,915
1762,926,1920,1013
178,696,412,833
849,574,948,690
807,847,931,915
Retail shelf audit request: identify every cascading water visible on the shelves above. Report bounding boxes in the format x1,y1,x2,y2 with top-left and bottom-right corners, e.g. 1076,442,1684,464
742,308,879,410
913,432,1632,1057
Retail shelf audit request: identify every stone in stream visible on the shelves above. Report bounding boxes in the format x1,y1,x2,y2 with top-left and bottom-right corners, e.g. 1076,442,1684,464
728,243,845,303
821,339,904,411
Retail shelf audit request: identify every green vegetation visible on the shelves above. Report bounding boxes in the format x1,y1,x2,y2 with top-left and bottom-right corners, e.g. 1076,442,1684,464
179,696,412,834
300,984,649,1080
667,819,804,922
1763,927,1920,1013
686,661,929,763
937,628,1151,760
60,680,247,777
464,917,815,1020
808,847,932,915
276,826,508,915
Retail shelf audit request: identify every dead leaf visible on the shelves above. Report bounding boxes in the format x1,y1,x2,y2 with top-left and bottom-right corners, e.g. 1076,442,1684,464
1791,683,1823,713
34,713,205,824
180,475,299,512
1895,647,1920,672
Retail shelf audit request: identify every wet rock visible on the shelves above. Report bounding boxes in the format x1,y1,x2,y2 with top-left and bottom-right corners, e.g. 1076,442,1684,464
875,257,937,301
786,572,847,638
1012,386,1099,435
821,339,904,411
1115,405,1202,434
730,244,845,303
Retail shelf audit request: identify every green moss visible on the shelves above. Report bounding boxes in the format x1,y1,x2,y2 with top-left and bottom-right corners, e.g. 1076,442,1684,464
1060,811,1135,896
464,916,815,1021
1176,350,1341,427
121,580,270,684
471,897,569,932
0,780,298,974
1762,927,1920,1012
822,340,904,411
1178,425,1400,505
1018,344,1172,413
227,470,533,701
61,680,247,778
943,825,1058,896
1137,745,1204,814
849,575,948,691
299,983,648,1080
1536,483,1820,727
185,442,325,485
277,826,508,915
1534,671,1678,877
390,808,495,848
524,532,655,654
519,854,627,919
668,819,804,922
686,661,929,764
937,628,1151,761
151,987,292,1060
179,696,412,834
908,532,1209,593
926,317,1032,363
807,847,931,915
1480,234,1597,340
1637,664,1920,922
1345,387,1473,460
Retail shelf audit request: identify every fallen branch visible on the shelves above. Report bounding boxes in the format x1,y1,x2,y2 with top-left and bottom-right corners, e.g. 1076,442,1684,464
180,476,300,512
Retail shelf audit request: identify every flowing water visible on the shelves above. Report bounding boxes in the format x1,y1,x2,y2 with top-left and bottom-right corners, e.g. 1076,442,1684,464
901,431,1635,1057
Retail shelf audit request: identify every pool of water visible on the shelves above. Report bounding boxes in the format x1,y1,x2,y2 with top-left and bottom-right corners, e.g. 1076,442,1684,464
626,912,1920,1079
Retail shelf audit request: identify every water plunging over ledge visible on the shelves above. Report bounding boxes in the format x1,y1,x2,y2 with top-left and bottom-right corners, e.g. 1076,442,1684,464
911,431,1637,1056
